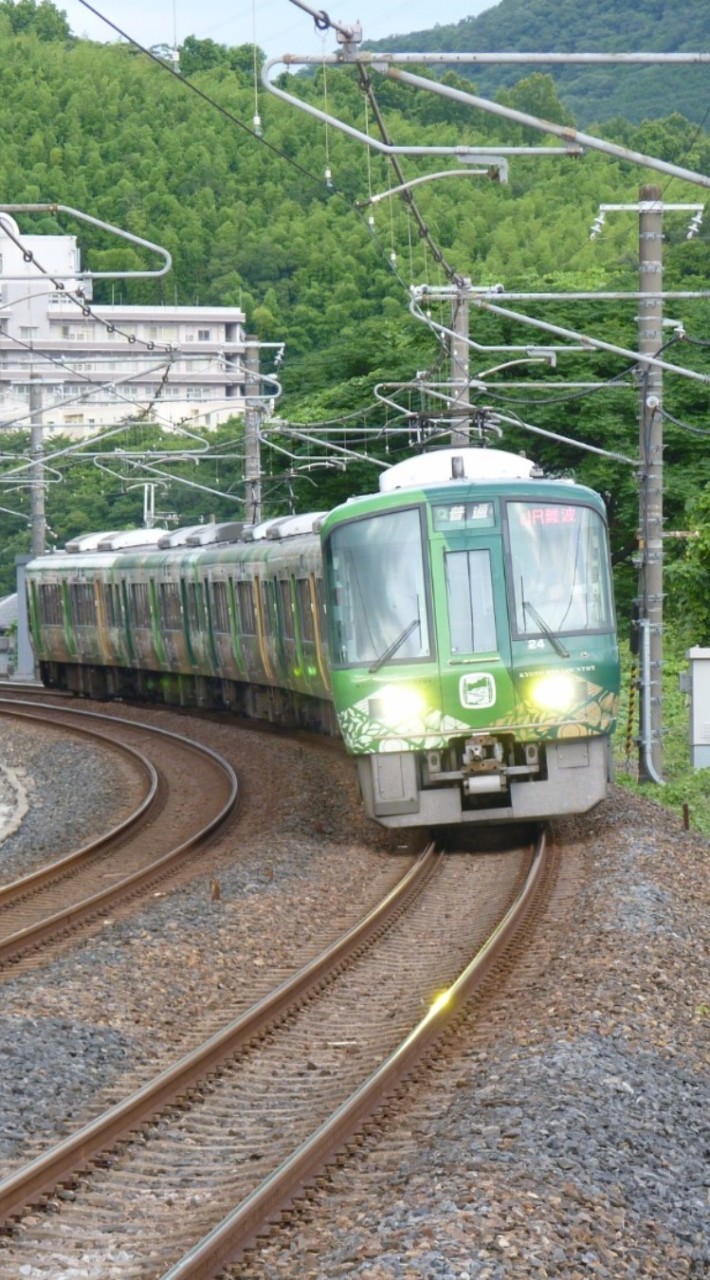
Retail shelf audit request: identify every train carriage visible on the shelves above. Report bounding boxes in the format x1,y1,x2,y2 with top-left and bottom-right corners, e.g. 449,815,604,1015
25,447,620,829
320,449,619,826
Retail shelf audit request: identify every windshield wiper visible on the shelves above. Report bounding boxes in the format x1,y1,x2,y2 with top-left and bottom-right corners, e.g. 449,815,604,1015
522,598,570,659
369,617,421,674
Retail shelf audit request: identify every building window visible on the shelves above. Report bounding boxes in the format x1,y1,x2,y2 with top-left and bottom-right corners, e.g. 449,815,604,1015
197,329,211,341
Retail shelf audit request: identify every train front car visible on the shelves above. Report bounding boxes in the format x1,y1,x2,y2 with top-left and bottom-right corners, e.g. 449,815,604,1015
321,448,620,829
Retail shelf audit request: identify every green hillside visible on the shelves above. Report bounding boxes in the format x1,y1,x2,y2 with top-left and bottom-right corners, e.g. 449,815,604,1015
370,0,710,125
0,1,707,644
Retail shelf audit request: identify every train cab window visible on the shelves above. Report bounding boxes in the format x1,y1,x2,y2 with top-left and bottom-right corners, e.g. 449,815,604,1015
70,582,96,627
445,549,497,654
506,501,614,636
325,507,432,668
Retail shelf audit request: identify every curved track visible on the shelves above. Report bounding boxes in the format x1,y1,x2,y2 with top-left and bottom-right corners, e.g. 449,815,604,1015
0,699,238,966
0,831,550,1278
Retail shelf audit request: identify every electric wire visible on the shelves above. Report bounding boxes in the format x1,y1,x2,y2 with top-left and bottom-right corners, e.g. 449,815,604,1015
0,216,174,354
17,0,710,504
0,328,179,428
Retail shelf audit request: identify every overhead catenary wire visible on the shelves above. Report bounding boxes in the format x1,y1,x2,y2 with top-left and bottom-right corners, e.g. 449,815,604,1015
16,0,706,505
0,216,174,354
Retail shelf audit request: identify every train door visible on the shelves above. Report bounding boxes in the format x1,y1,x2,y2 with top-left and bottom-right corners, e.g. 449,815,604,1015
429,501,515,730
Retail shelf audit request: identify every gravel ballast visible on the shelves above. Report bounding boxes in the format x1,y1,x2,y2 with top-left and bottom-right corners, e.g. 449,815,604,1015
0,712,707,1279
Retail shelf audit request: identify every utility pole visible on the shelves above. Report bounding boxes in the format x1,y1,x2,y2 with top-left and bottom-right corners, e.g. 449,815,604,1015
590,192,703,781
29,373,46,556
450,278,471,445
244,336,262,525
637,184,664,782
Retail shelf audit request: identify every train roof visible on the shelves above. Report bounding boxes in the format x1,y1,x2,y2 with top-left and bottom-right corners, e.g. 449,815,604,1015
378,448,539,493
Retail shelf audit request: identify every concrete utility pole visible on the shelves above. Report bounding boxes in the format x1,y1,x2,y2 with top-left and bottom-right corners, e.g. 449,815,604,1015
450,279,471,445
591,189,696,783
637,184,664,782
29,373,46,556
244,335,262,525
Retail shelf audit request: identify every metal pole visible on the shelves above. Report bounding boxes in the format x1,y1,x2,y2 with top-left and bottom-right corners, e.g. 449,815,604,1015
29,373,46,556
450,280,470,446
244,337,262,525
637,185,664,782
14,556,37,681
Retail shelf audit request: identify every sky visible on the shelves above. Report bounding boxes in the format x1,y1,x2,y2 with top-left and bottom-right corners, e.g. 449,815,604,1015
62,0,496,64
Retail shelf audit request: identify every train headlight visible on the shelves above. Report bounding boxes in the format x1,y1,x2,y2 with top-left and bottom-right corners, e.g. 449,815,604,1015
369,684,424,725
529,673,577,712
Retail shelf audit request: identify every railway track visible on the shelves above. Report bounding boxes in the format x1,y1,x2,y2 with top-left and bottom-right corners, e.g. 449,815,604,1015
0,698,238,966
0,829,551,1278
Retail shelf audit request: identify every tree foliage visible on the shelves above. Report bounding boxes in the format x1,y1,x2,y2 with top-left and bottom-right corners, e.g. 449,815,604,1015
369,0,710,126
0,9,706,638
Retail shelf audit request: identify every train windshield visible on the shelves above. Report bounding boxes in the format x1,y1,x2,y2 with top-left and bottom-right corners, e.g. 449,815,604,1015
325,507,432,668
506,500,614,637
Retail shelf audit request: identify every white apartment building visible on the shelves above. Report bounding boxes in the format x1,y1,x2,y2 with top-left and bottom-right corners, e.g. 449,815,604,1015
0,215,248,437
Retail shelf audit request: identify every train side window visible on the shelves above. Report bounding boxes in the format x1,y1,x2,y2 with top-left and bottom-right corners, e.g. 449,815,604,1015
445,549,497,654
103,583,123,627
295,578,315,643
38,583,63,626
278,579,295,640
130,582,150,628
261,580,279,637
70,582,96,627
185,582,204,632
314,577,327,636
158,582,182,631
211,580,230,633
235,580,256,635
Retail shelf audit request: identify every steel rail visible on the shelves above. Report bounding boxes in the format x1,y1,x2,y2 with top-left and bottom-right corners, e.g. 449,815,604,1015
0,699,238,964
0,842,438,1225
0,705,158,907
162,829,548,1279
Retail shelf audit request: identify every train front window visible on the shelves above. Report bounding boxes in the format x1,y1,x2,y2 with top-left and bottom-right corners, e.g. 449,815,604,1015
325,507,432,667
506,501,614,637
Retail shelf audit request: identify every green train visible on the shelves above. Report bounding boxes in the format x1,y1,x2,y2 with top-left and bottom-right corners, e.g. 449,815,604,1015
25,446,620,829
